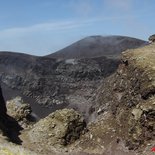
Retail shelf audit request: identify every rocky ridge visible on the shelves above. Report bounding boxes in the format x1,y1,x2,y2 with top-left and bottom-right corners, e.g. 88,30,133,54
84,43,155,154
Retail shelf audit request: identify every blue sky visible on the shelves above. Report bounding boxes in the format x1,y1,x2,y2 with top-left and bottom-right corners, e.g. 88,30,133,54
0,0,155,56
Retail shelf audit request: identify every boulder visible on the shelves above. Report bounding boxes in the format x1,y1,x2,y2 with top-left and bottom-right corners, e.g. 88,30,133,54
6,96,33,129
7,97,31,121
148,34,155,43
28,109,86,147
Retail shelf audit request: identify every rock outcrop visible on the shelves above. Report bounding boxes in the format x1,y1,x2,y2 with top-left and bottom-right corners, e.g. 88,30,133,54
21,109,86,154
6,96,35,129
7,97,31,121
148,34,155,43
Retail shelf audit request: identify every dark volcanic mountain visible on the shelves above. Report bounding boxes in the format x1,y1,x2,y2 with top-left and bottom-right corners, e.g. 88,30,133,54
0,36,147,120
47,35,147,59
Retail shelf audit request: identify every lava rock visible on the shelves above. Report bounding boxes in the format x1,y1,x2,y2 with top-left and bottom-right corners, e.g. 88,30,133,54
148,34,155,43
0,86,7,115
28,109,86,147
6,96,34,129
7,96,31,121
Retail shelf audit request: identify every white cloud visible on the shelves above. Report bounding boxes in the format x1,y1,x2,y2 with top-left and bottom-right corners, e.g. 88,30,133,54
0,16,135,39
0,19,98,55
0,20,91,38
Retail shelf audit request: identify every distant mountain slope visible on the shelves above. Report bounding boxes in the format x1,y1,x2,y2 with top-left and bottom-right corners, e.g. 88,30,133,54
47,35,147,59
0,35,148,120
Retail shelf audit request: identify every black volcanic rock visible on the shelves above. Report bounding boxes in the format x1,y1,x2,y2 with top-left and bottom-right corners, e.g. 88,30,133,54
0,52,120,119
0,86,7,115
0,85,22,144
47,35,147,59
148,34,155,42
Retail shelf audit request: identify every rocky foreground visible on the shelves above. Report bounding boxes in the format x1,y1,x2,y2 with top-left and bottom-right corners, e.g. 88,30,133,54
72,43,155,155
0,43,155,154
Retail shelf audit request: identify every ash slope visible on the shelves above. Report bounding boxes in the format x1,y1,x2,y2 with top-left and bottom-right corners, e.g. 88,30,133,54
47,35,147,59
